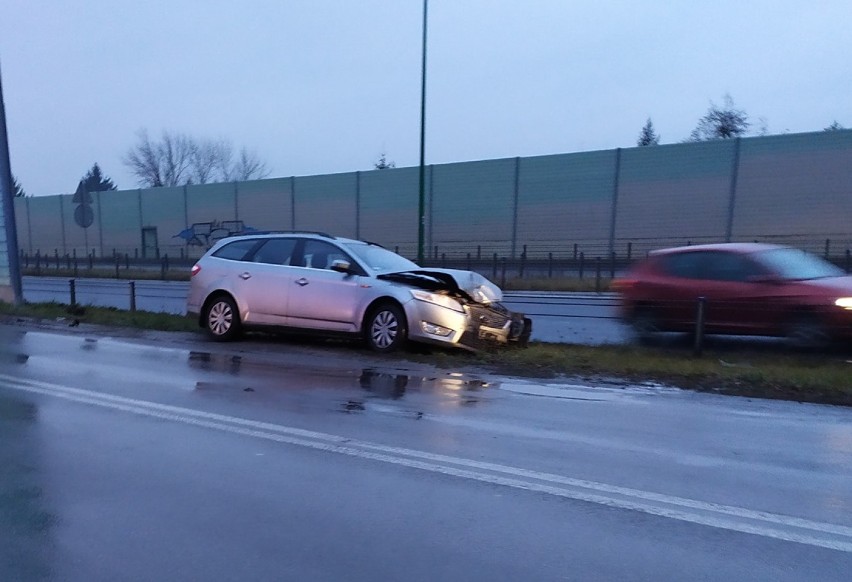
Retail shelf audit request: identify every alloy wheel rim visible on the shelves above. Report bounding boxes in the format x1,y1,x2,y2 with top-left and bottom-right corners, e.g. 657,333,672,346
371,311,398,348
209,302,233,335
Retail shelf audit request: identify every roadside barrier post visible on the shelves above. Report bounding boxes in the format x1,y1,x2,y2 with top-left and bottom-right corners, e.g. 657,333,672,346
693,297,707,357
69,279,76,307
129,281,136,312
595,257,602,293
466,252,471,271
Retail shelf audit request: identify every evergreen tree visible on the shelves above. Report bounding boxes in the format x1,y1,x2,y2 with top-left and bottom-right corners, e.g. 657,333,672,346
12,175,26,197
637,118,660,146
78,163,117,194
824,121,844,131
374,152,396,170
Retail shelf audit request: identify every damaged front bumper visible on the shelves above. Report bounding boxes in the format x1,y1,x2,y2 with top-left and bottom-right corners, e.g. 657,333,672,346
458,302,532,351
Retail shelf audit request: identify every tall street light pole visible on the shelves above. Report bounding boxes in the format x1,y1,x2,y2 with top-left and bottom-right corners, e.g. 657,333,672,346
417,0,428,264
0,59,23,305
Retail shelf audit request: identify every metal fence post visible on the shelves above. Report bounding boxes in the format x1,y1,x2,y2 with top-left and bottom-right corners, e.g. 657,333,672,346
129,281,136,312
69,279,76,307
595,257,602,293
693,297,707,357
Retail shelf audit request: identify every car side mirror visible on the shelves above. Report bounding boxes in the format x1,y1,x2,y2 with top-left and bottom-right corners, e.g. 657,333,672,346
330,259,353,274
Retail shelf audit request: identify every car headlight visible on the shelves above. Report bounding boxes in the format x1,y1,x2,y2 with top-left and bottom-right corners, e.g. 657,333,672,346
835,298,852,310
410,290,465,313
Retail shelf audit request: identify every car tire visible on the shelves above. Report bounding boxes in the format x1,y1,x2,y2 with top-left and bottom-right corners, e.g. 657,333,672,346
785,314,829,350
204,295,241,341
630,306,660,344
365,303,407,353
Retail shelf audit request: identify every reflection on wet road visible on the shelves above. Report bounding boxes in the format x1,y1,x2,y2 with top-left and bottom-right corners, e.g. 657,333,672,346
1,326,851,580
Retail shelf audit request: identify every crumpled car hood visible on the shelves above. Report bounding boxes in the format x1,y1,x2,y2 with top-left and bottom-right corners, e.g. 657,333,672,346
377,268,503,304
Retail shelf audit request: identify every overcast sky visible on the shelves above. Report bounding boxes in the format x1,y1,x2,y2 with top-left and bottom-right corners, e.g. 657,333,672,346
2,0,851,196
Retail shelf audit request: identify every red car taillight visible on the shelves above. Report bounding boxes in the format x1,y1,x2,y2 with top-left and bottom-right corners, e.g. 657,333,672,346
191,264,201,277
611,278,638,292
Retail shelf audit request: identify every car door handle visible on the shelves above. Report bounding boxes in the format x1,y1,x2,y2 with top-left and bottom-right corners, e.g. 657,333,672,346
295,277,309,287
239,272,252,280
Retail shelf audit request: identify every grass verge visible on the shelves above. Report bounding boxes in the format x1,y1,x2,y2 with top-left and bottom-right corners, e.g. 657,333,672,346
1,300,849,406
0,301,198,332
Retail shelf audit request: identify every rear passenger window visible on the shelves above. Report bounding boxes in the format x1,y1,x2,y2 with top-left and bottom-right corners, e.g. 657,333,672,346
251,239,297,265
211,240,259,261
659,252,706,279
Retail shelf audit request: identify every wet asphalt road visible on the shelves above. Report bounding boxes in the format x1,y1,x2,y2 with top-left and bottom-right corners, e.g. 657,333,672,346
1,324,851,581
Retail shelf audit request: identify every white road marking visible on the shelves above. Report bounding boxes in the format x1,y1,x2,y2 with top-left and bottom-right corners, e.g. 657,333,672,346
2,372,851,553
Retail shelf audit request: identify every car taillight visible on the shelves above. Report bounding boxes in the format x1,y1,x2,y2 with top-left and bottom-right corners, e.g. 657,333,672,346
611,278,638,292
191,264,201,277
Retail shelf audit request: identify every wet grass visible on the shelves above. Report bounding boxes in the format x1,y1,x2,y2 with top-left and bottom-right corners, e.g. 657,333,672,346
2,300,849,406
0,301,198,332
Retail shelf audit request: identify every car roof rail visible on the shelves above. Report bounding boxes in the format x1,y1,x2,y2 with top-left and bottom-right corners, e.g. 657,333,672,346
233,230,335,239
361,240,386,248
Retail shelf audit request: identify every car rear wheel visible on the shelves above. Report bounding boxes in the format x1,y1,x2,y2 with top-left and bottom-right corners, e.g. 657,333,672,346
365,303,407,353
630,306,661,344
204,295,241,341
785,314,830,350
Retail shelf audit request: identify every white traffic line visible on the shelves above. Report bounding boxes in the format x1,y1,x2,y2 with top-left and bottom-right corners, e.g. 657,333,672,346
2,372,851,553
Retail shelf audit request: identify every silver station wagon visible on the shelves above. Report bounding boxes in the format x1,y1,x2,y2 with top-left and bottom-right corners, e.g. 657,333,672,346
186,232,532,352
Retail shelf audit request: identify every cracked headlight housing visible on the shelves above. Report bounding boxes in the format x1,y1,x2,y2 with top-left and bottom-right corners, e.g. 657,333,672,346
410,290,465,313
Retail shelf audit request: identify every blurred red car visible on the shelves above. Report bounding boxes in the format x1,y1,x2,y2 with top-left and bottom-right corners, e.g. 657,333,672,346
613,243,852,347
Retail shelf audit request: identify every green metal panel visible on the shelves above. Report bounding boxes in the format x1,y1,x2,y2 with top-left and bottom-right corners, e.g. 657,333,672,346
616,140,734,253
360,166,420,249
95,189,142,255
733,131,852,251
26,196,66,254
517,151,616,256
293,172,357,237
235,178,292,231
431,158,515,255
140,186,185,256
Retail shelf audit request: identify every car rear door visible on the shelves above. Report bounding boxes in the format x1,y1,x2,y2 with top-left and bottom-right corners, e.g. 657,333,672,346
235,238,298,325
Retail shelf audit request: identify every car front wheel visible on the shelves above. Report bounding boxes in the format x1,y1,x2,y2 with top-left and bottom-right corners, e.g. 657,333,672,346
365,303,407,353
204,295,241,341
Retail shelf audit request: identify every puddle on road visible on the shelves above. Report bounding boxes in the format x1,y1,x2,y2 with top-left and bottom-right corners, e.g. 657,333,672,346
185,351,497,414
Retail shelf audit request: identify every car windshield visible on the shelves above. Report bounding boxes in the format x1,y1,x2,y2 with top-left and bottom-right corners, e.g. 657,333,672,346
342,242,420,273
754,248,845,280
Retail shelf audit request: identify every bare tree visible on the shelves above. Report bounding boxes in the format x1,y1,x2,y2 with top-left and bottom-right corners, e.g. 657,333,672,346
688,94,751,141
824,121,845,131
230,147,270,181
124,130,270,188
637,118,660,146
190,138,232,185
